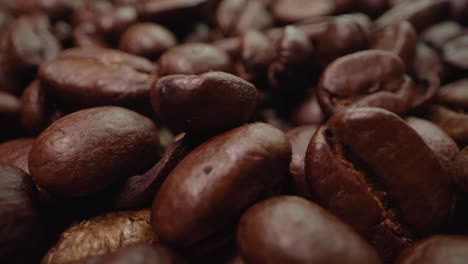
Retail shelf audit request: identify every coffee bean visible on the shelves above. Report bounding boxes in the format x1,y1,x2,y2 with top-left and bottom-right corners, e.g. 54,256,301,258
29,106,160,197
237,196,381,264
421,21,465,51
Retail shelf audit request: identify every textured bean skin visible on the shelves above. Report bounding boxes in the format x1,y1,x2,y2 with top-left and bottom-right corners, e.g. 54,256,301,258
0,164,42,264
305,107,452,262
397,236,468,264
151,71,258,134
29,106,159,197
152,123,291,248
237,196,381,264
317,50,415,116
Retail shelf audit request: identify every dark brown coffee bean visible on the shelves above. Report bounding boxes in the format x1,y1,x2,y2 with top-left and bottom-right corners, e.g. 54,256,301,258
421,21,465,51
0,138,34,173
451,147,468,193
38,48,155,113
112,136,193,209
406,117,459,172
97,244,185,264
0,91,21,140
268,26,314,93
157,43,232,76
2,14,61,71
42,210,154,264
151,71,257,134
0,164,42,264
271,0,346,24
96,5,137,39
376,0,451,32
317,50,415,116
298,16,368,66
237,196,381,264
20,80,62,136
215,0,273,36
234,30,276,82
152,123,291,248
410,42,443,108
29,106,160,197
396,235,468,264
443,34,468,73
305,107,452,262
286,125,318,198
290,90,325,125
429,79,468,146
137,0,205,26
119,23,177,60
370,21,418,69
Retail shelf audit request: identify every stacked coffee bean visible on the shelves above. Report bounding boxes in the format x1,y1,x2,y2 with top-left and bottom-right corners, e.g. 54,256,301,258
0,0,468,263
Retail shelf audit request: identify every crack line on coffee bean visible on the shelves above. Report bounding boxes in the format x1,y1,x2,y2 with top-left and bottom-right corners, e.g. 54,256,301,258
325,128,415,243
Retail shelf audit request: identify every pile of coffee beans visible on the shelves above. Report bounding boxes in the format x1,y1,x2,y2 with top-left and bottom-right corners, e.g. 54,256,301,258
0,0,468,263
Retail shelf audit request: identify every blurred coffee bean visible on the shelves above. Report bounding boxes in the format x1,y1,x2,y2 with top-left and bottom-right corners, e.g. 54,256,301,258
421,21,465,51
0,138,33,173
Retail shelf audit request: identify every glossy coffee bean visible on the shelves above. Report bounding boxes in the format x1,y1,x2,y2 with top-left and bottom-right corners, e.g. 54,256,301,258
370,21,418,69
317,50,415,116
152,123,291,248
157,43,232,76
151,71,258,134
0,164,42,264
29,106,160,197
451,147,468,193
305,107,452,262
406,117,459,172
376,0,451,32
38,48,155,113
237,196,381,264
0,138,34,173
421,21,465,51
286,125,318,198
119,23,177,60
215,0,273,36
397,235,468,264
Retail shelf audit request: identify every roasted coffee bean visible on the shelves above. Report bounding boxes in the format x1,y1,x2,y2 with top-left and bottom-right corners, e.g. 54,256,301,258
290,90,325,125
237,196,381,264
151,71,258,134
298,16,368,66
305,107,452,262
152,123,291,248
29,106,160,197
38,48,155,113
451,147,468,193
443,34,468,74
119,23,177,60
421,21,465,51
406,117,459,172
0,164,42,264
2,13,60,72
112,136,193,209
286,125,318,198
317,50,415,116
429,79,468,146
271,0,350,24
234,30,276,83
376,0,451,32
20,80,62,136
370,21,418,69
95,5,137,40
72,23,110,48
396,235,468,264
42,210,154,264
215,0,273,36
0,138,34,173
157,43,232,76
96,244,185,264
